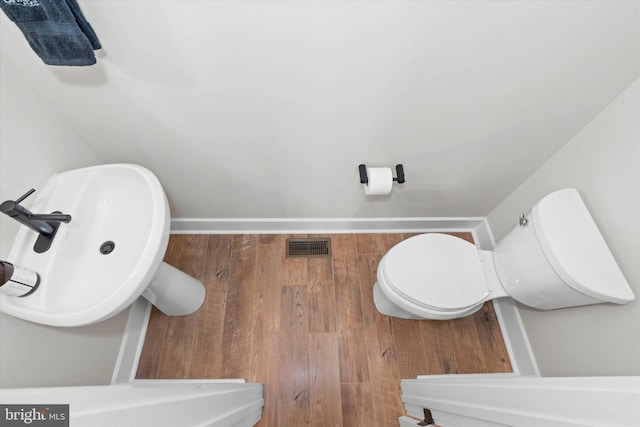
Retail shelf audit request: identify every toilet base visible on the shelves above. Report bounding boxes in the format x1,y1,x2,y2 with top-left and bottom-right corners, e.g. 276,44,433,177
373,282,484,320
142,262,206,316
373,282,424,319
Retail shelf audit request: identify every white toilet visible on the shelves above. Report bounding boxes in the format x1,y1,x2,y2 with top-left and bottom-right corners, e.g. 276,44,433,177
373,188,635,320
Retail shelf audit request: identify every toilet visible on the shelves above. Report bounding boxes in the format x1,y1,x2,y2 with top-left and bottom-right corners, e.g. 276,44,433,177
373,188,635,320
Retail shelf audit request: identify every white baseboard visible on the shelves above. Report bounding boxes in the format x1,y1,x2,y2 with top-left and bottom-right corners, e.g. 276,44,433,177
170,217,488,235
492,298,540,376
111,298,152,384
470,218,495,250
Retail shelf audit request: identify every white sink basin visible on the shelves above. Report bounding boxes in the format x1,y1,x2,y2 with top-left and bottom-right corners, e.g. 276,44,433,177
0,164,203,327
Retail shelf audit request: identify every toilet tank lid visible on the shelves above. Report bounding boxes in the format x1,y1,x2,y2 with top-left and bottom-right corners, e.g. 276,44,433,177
532,189,635,304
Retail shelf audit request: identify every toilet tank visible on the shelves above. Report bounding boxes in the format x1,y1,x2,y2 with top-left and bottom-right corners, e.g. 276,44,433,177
493,189,635,310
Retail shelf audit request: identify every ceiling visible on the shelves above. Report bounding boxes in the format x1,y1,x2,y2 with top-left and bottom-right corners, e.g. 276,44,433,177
1,1,639,219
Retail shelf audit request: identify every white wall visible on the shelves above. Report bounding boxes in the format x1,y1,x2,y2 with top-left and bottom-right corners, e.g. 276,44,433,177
487,78,640,376
1,1,639,220
0,55,129,388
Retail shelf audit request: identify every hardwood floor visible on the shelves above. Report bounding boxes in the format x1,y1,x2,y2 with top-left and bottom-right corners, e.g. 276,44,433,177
137,233,512,426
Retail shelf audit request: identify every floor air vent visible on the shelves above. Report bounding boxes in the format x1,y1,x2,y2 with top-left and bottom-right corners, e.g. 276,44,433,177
286,238,331,258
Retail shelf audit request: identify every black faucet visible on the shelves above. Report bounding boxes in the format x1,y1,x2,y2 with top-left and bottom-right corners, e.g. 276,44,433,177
0,188,72,253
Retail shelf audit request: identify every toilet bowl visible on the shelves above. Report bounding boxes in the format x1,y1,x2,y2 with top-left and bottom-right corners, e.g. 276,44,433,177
374,234,508,320
374,189,635,320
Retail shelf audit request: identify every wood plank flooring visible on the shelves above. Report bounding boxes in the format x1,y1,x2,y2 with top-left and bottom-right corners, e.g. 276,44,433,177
137,233,512,426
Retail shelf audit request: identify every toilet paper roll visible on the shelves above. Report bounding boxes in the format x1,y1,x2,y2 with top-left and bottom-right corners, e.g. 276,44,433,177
364,167,394,195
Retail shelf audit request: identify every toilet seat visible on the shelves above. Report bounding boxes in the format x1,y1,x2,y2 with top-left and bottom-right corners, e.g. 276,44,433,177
378,233,490,313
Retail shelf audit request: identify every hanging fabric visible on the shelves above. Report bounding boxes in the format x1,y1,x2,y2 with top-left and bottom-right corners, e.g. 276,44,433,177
0,0,101,66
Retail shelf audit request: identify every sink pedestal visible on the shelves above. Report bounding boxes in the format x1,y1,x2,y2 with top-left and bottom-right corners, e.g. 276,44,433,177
142,262,206,316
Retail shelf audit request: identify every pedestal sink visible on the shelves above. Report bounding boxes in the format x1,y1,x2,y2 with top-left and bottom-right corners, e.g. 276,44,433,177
0,164,205,327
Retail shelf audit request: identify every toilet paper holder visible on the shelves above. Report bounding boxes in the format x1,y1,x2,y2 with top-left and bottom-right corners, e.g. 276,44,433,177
359,164,405,185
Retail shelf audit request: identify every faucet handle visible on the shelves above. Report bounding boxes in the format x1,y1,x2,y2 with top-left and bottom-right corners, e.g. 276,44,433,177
14,188,35,204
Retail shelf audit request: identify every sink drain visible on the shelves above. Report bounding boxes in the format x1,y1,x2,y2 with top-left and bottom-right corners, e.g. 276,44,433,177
100,241,115,254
